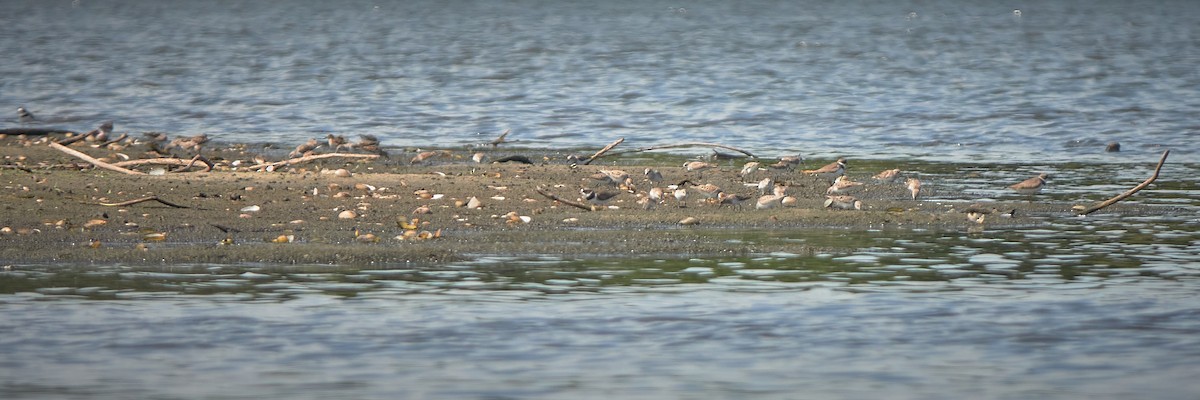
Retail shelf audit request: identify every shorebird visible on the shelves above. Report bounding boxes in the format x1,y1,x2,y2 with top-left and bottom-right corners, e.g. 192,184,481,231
1009,173,1048,195
472,152,487,163
756,194,783,210
688,182,722,203
683,160,713,172
739,160,758,177
673,187,688,207
648,187,665,204
326,134,349,152
756,177,774,195
169,133,209,153
906,177,921,200
644,168,664,183
873,168,901,182
142,132,169,152
803,157,846,180
85,121,114,142
717,191,752,207
17,106,35,124
826,175,865,195
355,134,387,157
289,138,321,158
590,169,630,186
823,195,863,210
580,188,621,206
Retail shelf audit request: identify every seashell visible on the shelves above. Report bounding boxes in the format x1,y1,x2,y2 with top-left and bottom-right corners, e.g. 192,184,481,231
412,205,432,215
84,219,108,229
562,218,578,223
148,168,167,176
354,183,376,191
466,196,483,209
289,219,305,224
519,215,532,224
0,226,12,235
355,233,379,243
333,191,351,198
328,183,342,191
431,194,445,200
240,205,261,213
338,210,357,219
239,213,253,219
490,196,506,201
333,168,352,178
142,232,168,241
781,196,798,207
270,234,294,243
679,217,700,226
454,200,466,208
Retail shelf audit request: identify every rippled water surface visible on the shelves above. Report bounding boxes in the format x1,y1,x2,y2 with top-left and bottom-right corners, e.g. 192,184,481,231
3,0,1199,163
4,1,1200,398
3,205,1200,399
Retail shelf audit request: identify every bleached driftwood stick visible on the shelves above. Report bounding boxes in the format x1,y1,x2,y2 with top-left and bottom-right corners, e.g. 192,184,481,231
248,153,380,171
581,138,625,165
1073,149,1169,215
49,141,145,175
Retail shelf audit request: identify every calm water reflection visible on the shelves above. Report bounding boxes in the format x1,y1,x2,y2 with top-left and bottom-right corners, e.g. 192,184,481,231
3,211,1199,399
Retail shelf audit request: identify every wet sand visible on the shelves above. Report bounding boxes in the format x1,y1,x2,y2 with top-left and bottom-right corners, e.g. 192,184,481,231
0,134,1084,265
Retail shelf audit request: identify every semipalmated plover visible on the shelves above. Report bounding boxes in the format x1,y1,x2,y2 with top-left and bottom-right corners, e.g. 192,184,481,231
169,133,209,153
1009,173,1048,195
690,182,722,202
905,177,921,200
673,187,688,207
826,175,864,195
580,188,621,206
803,157,846,180
85,121,113,142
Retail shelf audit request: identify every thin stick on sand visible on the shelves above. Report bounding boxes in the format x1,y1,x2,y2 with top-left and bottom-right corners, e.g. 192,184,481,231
95,195,190,209
1073,149,1170,215
248,153,381,171
605,142,757,159
581,138,625,165
49,141,146,175
535,186,594,211
113,155,215,172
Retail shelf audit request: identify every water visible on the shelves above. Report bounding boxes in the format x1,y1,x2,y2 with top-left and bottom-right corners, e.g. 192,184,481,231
3,0,1199,163
4,1,1200,398
3,207,1200,399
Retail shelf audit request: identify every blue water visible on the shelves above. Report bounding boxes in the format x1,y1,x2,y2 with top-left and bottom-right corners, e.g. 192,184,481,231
3,0,1198,163
3,1,1200,399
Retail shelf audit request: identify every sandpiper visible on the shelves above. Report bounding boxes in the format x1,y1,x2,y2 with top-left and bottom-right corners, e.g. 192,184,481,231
169,133,209,153
824,195,863,210
905,177,921,200
644,168,664,183
591,169,630,186
289,138,321,158
648,187,665,204
355,134,388,157
673,187,688,207
683,160,713,172
142,132,169,152
826,175,865,195
85,121,114,142
326,134,349,152
1009,173,1048,195
756,177,774,195
739,161,761,178
803,157,846,180
873,168,901,182
717,191,752,207
580,188,621,206
17,106,35,124
690,182,722,202
755,194,783,210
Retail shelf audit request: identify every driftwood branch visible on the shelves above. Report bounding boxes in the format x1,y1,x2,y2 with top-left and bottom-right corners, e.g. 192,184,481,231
49,141,146,175
113,155,214,172
535,186,594,211
93,133,128,148
1074,150,1169,215
54,132,92,146
248,153,381,171
581,138,625,165
96,195,190,209
607,142,757,158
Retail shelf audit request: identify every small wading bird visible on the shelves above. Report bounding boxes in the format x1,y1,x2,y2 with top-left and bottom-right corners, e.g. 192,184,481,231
17,106,35,124
1009,173,1048,195
826,175,864,195
580,188,621,206
803,157,846,180
873,168,901,182
824,195,863,210
289,138,321,158
354,134,387,157
168,133,209,153
906,177,921,200
326,134,349,152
